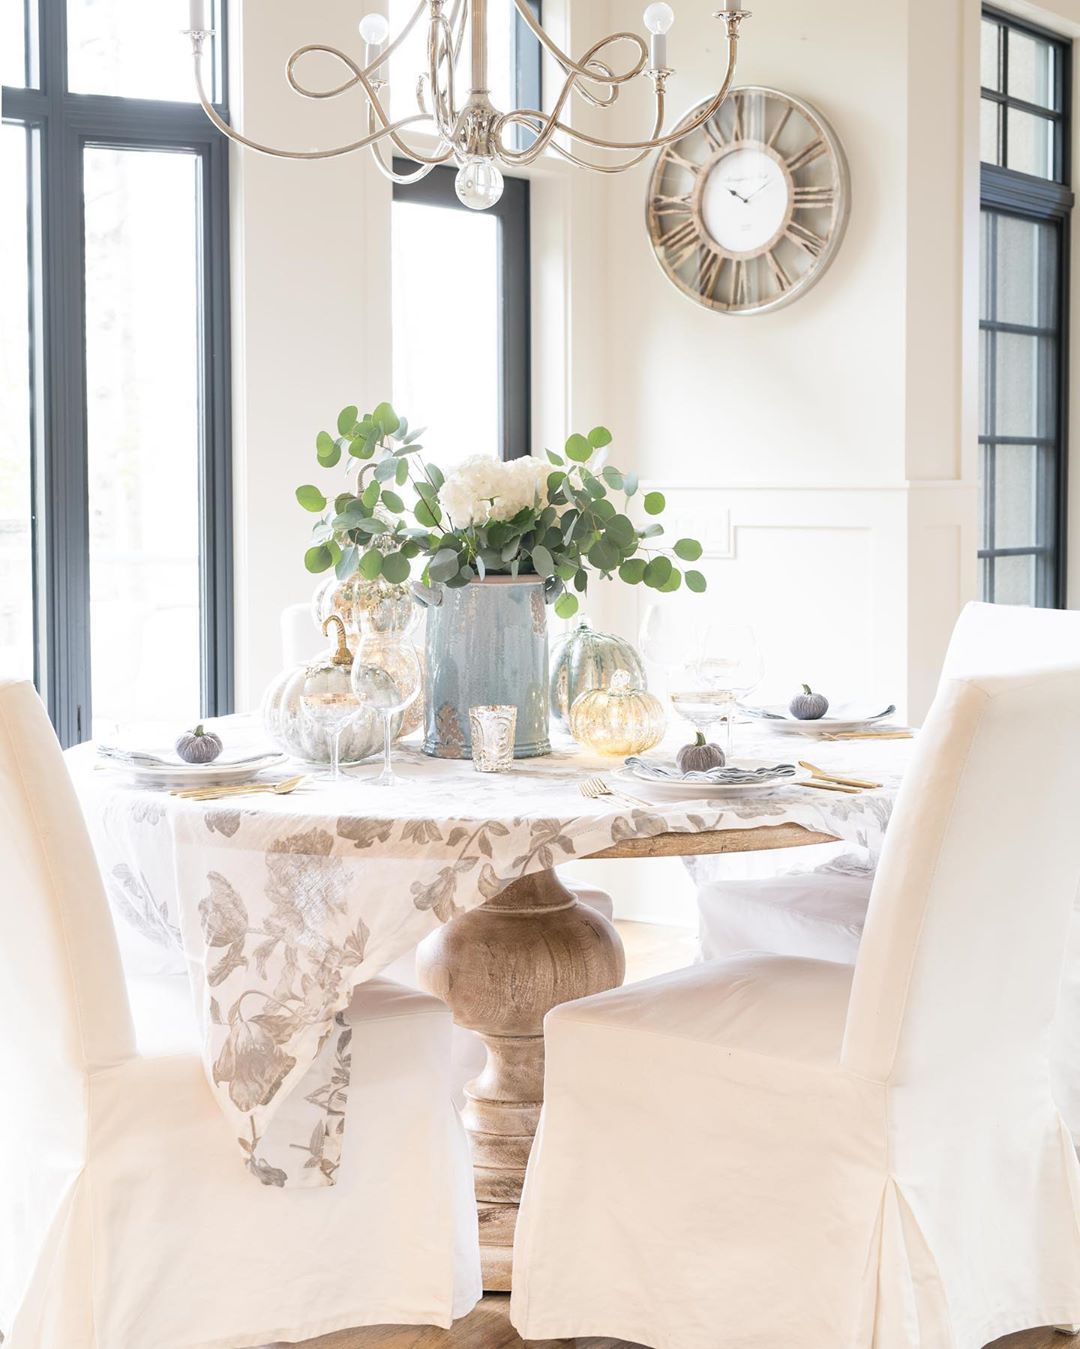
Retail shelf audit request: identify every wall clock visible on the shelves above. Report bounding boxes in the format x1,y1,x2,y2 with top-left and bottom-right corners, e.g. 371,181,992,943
646,85,850,315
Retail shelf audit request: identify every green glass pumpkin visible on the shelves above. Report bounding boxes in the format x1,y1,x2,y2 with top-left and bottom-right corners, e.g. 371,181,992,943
549,618,648,728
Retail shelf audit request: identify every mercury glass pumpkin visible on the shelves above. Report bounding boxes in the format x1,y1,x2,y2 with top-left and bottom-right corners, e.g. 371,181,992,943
568,670,667,756
311,567,416,642
262,616,401,765
549,618,648,728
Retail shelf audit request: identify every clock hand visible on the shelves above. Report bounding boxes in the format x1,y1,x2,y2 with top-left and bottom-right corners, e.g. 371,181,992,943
744,178,774,201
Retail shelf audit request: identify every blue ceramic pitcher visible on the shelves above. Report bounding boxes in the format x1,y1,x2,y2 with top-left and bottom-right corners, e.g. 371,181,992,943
416,576,551,759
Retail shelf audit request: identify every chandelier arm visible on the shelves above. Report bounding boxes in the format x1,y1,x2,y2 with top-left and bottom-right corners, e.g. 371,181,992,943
367,110,446,182
512,32,739,159
496,98,662,173
510,1,647,89
285,0,427,101
191,47,435,160
428,10,459,142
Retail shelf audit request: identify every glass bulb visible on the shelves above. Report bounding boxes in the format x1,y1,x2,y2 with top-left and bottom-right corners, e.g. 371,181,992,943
643,2,674,34
454,157,504,211
358,12,390,44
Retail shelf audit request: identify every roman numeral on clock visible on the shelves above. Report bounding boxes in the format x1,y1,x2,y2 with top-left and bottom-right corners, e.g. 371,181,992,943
786,138,826,173
662,219,702,269
695,250,723,298
650,193,693,219
793,185,835,209
785,221,826,256
765,249,792,292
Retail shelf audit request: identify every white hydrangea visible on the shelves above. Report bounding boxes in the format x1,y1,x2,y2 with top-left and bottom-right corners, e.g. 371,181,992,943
439,454,550,527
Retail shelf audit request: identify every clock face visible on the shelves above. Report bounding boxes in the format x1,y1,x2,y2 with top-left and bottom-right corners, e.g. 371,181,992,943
646,86,849,315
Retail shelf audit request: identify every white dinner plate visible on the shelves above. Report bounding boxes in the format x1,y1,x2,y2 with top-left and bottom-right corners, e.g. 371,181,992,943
99,752,286,790
614,761,795,801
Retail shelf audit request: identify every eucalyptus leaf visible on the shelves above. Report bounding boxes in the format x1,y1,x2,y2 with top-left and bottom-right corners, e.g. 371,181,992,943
296,485,327,513
362,480,381,510
429,547,460,583
425,463,445,490
415,499,441,528
601,466,624,491
374,457,398,482
316,433,341,468
358,548,383,579
588,426,612,449
546,449,564,466
531,544,555,579
623,471,639,497
337,406,358,436
380,551,410,583
685,569,708,593
374,401,400,435
554,592,579,619
639,522,664,539
588,538,619,572
380,490,405,514
304,544,334,574
618,558,647,584
335,545,358,579
643,491,666,516
658,567,682,593
565,433,591,462
643,556,673,589
674,538,703,561
356,517,390,534
475,553,486,580
606,513,636,547
395,457,409,485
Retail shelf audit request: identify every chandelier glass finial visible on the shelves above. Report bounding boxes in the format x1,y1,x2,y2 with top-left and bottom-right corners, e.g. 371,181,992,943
184,0,752,207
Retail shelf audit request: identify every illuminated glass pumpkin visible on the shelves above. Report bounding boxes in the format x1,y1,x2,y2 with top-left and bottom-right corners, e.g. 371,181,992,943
568,671,666,756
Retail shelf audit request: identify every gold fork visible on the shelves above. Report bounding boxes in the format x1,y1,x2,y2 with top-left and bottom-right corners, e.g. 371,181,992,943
579,776,657,809
798,760,883,790
172,774,307,802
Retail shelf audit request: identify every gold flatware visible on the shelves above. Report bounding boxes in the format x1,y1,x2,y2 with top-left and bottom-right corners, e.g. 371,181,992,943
579,776,656,809
796,778,861,794
798,761,883,790
820,730,914,741
172,774,307,802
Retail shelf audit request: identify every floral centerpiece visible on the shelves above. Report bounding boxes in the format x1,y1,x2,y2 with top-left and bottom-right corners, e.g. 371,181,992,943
296,401,705,757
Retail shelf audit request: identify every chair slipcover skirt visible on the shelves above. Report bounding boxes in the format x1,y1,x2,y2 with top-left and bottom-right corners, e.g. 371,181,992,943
511,956,1080,1349
7,979,481,1349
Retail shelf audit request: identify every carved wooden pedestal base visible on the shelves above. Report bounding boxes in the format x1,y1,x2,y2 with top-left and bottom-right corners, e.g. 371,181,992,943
416,868,625,1291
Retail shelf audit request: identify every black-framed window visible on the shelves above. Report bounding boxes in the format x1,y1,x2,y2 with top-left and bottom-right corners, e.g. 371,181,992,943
2,0,233,746
391,163,531,463
979,7,1072,607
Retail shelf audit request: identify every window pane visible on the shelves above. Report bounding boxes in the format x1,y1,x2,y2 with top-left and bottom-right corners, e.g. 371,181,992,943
2,0,32,88
1006,108,1055,179
981,19,1001,91
993,553,1036,606
1008,29,1057,110
0,124,36,680
992,214,1057,328
994,444,1038,548
67,0,216,101
980,98,1001,165
83,147,203,735
993,331,1055,438
392,198,499,468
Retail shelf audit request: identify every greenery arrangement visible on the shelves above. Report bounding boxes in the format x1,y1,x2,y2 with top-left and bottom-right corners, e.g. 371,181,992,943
295,401,706,620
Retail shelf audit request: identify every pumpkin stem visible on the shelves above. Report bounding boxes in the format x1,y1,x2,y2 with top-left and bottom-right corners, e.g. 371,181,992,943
194,723,205,736
694,731,707,746
801,683,813,695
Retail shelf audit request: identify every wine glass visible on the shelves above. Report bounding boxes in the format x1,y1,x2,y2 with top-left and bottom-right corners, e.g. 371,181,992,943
638,602,704,678
299,683,358,783
669,624,764,758
351,634,422,787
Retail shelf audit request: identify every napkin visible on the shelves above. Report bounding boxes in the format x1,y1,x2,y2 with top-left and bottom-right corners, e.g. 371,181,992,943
96,745,280,769
623,757,797,785
742,701,897,723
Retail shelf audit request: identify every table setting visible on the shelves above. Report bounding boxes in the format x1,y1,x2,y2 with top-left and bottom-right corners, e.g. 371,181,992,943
68,406,916,1283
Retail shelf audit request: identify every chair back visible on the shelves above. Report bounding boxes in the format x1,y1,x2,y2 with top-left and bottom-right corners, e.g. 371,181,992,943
0,680,134,1329
942,601,1080,680
841,667,1080,1086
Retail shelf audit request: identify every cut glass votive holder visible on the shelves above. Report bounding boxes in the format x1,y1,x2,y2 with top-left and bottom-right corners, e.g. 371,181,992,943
469,705,517,773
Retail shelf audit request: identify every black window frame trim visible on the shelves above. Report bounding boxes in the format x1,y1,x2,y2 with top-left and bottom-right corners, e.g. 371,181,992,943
2,0,233,745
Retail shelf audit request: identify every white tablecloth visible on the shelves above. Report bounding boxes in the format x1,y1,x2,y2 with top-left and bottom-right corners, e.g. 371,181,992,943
67,720,911,1187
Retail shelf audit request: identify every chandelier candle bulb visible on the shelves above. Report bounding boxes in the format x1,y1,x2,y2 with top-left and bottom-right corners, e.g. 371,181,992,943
189,0,207,31
359,13,390,80
644,3,674,69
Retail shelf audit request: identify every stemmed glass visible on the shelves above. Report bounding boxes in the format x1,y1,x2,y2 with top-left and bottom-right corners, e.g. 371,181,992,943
299,616,362,782
669,624,764,759
351,634,422,787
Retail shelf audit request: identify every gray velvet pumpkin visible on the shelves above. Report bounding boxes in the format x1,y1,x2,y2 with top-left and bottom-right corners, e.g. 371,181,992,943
549,618,648,728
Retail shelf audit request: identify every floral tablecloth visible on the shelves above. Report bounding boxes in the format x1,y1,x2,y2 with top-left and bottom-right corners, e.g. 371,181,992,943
67,720,912,1188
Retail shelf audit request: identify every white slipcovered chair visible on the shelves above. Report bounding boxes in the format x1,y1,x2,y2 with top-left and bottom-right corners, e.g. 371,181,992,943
512,665,1080,1348
694,602,1080,1139
0,678,481,1349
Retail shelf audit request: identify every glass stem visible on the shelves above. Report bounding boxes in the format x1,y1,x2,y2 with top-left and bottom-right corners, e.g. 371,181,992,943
382,711,393,780
725,709,734,759
331,728,342,782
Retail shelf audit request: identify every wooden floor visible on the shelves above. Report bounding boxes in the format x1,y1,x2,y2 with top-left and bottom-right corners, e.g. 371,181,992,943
270,1294,1074,1349
267,920,1071,1349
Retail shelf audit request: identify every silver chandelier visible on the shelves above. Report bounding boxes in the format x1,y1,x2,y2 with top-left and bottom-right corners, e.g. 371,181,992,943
186,0,751,210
